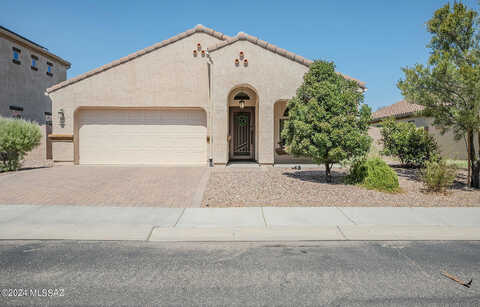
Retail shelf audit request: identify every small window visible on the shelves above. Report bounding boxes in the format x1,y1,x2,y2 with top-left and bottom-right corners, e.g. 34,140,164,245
279,106,289,148
9,105,23,119
45,112,52,125
31,55,38,71
12,47,21,64
279,119,287,147
46,62,53,76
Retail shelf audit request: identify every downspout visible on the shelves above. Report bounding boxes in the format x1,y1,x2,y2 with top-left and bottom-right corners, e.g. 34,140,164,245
207,51,214,167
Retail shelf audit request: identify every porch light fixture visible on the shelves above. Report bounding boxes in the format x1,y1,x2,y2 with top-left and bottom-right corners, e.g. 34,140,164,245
234,92,250,109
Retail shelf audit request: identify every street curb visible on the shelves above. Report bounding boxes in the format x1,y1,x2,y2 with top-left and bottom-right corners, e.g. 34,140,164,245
149,226,480,242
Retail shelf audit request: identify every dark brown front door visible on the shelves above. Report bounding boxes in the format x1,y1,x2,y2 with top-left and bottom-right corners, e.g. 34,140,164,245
229,107,255,160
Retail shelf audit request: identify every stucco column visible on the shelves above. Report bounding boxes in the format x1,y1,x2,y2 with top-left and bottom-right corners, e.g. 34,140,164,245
258,100,274,164
212,100,229,164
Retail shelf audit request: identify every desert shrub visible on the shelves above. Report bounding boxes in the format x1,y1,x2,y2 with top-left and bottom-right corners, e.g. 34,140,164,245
421,158,457,193
0,117,42,171
380,118,439,167
346,157,400,192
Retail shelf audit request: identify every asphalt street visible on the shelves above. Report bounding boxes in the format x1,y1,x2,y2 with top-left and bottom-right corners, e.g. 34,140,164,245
0,241,479,306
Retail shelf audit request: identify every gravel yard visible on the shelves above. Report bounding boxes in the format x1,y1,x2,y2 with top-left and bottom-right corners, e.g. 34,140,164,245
201,165,480,207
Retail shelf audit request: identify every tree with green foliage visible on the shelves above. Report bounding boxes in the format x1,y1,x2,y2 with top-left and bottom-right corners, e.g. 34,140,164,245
380,118,439,167
0,117,42,171
398,2,480,187
282,60,372,182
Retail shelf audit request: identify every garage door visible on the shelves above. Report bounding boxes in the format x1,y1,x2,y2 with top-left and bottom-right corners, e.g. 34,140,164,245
79,108,207,165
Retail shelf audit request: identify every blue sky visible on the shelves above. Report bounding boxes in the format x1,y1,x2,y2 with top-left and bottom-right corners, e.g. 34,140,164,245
2,0,478,111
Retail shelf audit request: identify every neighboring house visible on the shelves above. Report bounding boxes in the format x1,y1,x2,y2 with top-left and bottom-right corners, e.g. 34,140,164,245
0,26,70,163
46,25,365,166
370,100,469,160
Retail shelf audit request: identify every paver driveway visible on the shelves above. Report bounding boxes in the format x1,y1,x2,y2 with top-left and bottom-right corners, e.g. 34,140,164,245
0,166,209,207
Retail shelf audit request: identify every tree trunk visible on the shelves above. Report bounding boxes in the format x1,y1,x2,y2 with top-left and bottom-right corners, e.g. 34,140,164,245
468,131,479,188
467,132,471,187
325,163,332,183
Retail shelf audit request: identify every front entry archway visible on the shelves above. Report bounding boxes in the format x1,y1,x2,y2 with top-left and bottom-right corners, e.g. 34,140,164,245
227,86,258,161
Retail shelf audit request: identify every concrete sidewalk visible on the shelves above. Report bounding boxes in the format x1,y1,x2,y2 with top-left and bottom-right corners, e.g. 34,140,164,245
0,205,479,241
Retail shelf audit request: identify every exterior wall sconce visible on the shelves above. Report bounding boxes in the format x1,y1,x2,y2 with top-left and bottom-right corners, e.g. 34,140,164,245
239,100,245,109
197,43,201,50
235,58,240,65
58,108,65,127
243,58,248,66
193,49,198,56
233,92,250,109
239,51,244,58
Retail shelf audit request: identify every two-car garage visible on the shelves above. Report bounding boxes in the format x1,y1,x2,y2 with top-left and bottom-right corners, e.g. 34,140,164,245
78,108,207,165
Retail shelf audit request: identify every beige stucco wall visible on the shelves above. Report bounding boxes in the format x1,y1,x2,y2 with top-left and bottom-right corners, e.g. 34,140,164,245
0,35,68,124
371,116,476,160
48,32,223,162
399,117,471,160
209,40,308,165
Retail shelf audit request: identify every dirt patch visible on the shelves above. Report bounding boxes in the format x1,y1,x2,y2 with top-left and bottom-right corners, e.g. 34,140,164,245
202,166,480,207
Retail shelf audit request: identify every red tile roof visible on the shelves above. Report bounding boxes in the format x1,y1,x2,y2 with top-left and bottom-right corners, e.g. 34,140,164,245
372,100,424,122
47,25,366,93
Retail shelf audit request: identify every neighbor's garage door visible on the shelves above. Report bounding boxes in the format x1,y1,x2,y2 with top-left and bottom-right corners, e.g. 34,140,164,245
78,108,207,165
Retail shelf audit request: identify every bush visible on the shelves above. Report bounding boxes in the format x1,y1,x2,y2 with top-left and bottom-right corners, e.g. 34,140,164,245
346,157,400,192
0,117,42,171
421,159,457,193
380,118,439,167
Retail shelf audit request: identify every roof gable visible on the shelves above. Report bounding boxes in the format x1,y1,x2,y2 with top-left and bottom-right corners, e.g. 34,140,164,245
47,25,229,93
207,32,366,89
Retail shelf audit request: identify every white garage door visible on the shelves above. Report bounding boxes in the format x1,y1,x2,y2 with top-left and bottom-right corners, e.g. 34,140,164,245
79,108,207,165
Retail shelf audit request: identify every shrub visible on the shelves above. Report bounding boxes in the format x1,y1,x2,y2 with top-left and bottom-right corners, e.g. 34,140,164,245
0,117,42,171
380,118,439,167
346,157,400,192
421,159,457,193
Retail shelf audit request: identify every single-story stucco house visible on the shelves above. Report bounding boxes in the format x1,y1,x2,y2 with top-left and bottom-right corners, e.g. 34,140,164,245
370,100,471,160
46,24,365,166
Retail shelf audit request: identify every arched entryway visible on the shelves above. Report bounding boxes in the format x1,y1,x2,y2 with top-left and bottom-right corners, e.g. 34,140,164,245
227,86,258,161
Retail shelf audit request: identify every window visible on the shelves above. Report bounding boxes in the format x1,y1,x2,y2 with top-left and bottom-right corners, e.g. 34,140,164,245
278,106,290,148
45,112,52,125
12,47,21,64
46,62,53,76
31,55,38,71
9,106,23,119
